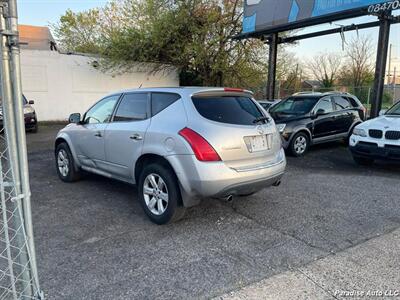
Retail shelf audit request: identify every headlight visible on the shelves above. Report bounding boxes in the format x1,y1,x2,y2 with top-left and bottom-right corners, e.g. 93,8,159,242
23,107,35,114
276,124,286,133
353,128,367,137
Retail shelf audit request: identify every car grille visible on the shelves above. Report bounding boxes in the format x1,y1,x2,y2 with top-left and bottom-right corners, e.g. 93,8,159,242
385,131,400,140
369,129,383,139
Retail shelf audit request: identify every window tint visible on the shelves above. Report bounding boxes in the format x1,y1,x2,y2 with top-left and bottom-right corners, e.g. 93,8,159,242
85,95,119,124
334,96,351,110
192,96,263,125
152,93,180,116
260,102,272,110
314,98,333,113
386,101,400,115
114,93,148,122
347,97,359,108
270,97,319,115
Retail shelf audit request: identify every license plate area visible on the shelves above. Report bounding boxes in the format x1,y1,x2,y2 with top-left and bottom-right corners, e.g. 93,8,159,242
244,134,272,153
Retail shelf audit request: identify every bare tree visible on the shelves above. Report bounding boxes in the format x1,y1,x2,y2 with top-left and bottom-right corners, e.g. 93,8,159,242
339,35,374,88
306,52,342,88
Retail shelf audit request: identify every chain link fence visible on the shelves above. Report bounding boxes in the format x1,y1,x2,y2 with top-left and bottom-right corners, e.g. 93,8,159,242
0,126,38,299
0,1,41,299
253,83,400,116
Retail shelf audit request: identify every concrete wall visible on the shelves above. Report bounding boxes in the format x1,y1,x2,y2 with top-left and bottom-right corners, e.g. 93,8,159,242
20,50,179,121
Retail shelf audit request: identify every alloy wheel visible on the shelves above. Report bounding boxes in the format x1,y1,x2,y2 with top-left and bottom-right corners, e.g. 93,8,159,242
57,149,69,177
294,136,307,155
143,173,169,216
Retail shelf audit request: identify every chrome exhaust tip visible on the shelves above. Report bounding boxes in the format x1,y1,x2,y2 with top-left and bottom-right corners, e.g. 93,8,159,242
222,195,234,202
273,180,281,187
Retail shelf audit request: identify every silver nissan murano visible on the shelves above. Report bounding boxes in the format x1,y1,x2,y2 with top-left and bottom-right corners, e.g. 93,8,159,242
55,87,286,224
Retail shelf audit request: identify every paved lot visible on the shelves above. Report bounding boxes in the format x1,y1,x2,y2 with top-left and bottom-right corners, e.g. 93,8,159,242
28,125,400,299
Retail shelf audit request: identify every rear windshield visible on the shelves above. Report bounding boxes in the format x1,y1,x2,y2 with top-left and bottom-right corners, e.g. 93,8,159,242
192,96,263,125
270,97,319,115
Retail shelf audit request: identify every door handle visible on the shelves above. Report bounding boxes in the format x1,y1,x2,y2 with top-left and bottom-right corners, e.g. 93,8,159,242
94,131,102,137
130,133,143,141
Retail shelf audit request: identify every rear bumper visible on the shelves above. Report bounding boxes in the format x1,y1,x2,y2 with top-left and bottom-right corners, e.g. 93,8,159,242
167,148,286,207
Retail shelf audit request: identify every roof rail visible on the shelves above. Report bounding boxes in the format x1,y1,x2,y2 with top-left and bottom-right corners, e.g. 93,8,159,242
322,91,351,96
292,91,322,95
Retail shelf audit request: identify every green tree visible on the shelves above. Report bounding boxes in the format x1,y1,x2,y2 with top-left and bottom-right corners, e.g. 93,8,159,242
53,0,268,89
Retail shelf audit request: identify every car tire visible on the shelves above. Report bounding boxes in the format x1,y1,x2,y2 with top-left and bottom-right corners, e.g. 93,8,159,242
31,124,38,133
353,155,374,166
55,142,82,182
289,132,310,157
138,163,185,225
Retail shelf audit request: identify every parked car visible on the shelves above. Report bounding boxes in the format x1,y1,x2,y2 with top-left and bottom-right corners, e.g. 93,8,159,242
269,92,366,156
0,95,38,132
349,100,400,165
258,99,281,111
55,87,286,224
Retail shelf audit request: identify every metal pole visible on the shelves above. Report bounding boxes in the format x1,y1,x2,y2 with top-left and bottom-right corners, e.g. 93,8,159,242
6,0,41,296
0,4,33,297
371,13,392,118
266,33,278,100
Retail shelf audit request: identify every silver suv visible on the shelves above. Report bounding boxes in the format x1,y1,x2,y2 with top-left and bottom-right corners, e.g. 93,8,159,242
55,87,286,224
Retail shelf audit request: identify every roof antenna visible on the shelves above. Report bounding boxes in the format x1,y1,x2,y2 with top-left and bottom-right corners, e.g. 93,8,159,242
139,83,143,88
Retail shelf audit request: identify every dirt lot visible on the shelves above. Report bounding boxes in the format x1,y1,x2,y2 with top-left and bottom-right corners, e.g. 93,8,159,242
27,125,400,299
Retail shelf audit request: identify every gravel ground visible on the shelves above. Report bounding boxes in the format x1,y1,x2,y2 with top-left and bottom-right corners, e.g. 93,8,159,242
27,125,400,299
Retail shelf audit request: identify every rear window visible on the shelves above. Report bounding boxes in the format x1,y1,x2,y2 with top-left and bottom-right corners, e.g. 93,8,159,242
192,96,263,125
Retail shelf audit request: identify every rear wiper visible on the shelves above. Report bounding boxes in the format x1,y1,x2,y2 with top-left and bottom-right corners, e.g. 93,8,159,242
253,116,271,124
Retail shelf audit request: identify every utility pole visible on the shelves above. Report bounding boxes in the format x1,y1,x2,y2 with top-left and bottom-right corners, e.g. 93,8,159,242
266,33,278,100
371,12,392,118
388,43,392,85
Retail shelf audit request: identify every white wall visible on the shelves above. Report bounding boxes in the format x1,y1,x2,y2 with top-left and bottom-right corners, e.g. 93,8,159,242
20,50,179,121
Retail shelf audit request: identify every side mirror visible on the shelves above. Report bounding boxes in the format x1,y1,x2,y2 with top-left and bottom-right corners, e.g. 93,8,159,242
315,109,326,116
28,100,35,105
379,109,387,116
69,113,81,124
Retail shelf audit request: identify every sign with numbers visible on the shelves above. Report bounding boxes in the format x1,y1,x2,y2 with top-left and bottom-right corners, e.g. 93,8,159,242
243,0,399,36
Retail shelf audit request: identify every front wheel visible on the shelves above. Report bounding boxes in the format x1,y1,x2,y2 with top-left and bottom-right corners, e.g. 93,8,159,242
55,142,82,182
289,132,310,157
138,164,185,225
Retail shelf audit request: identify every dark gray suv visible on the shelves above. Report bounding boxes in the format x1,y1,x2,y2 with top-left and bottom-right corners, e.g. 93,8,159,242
269,92,366,156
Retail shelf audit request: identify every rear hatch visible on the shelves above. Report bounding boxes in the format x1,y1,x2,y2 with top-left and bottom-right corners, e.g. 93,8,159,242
187,90,281,170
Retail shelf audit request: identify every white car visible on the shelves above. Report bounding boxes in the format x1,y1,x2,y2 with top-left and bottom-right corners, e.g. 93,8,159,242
349,101,400,165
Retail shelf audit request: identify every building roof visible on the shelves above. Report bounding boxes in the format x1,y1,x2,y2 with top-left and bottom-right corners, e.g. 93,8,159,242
19,25,57,51
302,80,323,88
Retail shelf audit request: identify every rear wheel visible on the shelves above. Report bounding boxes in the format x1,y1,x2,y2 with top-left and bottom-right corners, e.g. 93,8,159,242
138,163,185,225
55,142,82,182
289,132,310,157
353,155,374,166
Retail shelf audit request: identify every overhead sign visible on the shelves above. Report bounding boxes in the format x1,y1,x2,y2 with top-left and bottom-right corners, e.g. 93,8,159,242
243,0,398,35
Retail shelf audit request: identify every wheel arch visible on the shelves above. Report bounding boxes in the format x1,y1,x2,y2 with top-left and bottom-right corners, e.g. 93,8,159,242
348,121,362,135
55,134,81,169
288,127,312,145
133,153,200,207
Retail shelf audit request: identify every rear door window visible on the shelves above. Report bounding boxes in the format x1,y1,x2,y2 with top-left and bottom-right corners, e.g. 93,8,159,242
334,96,352,110
192,96,263,125
151,93,181,116
113,93,149,122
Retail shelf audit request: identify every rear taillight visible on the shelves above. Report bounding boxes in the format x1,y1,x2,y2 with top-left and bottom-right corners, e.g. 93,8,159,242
179,128,221,162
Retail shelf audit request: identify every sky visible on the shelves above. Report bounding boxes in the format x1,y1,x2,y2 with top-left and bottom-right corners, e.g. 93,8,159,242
17,0,400,72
